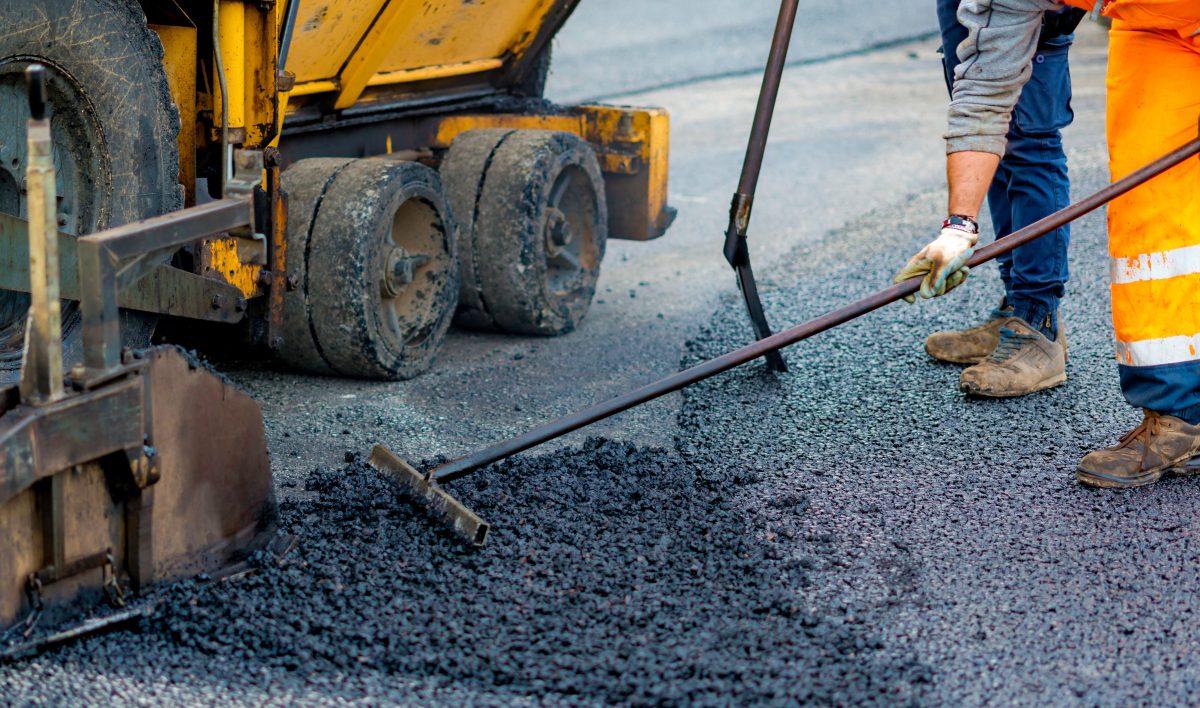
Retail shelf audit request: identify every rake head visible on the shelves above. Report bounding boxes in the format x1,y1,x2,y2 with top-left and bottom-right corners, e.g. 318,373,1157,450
368,445,490,547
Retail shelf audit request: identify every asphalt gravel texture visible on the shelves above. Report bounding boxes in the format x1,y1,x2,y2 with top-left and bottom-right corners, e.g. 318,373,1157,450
7,137,1196,705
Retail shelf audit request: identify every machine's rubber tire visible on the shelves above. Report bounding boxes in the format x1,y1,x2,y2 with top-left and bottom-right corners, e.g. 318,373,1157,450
279,158,458,380
0,0,182,385
439,129,512,330
441,129,607,336
278,158,354,374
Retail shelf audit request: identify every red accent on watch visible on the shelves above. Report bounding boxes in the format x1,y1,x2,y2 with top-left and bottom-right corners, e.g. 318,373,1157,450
944,214,980,234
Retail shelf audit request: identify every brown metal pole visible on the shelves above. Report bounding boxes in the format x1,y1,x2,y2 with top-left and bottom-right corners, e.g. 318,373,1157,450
738,0,799,197
433,136,1200,484
724,0,800,373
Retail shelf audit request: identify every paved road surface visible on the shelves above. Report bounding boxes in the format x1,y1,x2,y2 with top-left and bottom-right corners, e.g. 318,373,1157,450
1,15,1155,706
546,0,939,101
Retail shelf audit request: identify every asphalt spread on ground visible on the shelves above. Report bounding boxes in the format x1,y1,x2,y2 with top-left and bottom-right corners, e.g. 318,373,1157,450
6,149,1200,705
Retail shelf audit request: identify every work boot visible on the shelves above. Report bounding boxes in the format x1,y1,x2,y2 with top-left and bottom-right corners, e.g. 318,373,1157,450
1076,411,1200,489
957,317,1066,398
925,304,1020,365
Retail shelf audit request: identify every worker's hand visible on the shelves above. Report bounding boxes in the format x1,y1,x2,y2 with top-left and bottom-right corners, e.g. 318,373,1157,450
893,219,979,303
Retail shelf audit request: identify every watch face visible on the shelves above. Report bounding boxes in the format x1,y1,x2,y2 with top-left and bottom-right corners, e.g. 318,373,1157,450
944,216,979,234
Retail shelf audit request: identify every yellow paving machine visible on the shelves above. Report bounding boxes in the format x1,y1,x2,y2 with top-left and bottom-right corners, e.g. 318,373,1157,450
0,0,673,631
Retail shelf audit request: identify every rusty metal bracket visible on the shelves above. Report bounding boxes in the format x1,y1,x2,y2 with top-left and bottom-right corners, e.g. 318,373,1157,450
76,198,255,375
0,374,146,506
0,214,249,324
19,65,63,403
263,148,288,351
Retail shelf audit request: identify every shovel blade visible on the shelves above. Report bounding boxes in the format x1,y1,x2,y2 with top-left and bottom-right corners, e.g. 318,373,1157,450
735,263,788,372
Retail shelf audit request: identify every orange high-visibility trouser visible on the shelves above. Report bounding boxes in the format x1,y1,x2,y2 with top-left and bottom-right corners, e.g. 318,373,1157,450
1104,7,1200,416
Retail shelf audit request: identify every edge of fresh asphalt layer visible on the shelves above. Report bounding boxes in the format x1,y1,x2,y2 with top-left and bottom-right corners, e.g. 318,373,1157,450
0,33,1113,704
579,31,941,103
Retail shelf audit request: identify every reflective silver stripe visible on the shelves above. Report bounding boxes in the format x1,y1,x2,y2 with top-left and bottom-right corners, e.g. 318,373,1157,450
1112,244,1200,285
1116,335,1200,368
1111,244,1200,285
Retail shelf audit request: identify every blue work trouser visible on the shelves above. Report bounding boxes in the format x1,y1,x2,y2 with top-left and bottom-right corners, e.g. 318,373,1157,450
937,0,1073,339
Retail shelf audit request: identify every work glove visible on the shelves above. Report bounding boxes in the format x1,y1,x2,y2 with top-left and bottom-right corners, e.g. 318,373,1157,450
892,217,979,303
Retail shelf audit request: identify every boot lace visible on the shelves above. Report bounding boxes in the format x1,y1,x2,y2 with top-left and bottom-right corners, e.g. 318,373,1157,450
1117,412,1162,449
985,328,1037,364
1110,411,1168,470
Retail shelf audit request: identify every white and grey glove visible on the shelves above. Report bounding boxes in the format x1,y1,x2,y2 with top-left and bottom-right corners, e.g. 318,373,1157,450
893,216,979,303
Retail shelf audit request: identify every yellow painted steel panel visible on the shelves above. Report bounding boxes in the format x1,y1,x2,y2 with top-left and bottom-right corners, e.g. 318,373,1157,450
202,238,262,299
287,0,389,84
216,0,246,130
287,0,560,103
375,0,558,74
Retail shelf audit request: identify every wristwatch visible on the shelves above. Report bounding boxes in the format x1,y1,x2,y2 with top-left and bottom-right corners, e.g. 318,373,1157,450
943,214,980,235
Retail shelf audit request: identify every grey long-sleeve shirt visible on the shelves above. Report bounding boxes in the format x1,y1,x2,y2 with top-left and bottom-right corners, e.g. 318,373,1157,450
946,0,1065,155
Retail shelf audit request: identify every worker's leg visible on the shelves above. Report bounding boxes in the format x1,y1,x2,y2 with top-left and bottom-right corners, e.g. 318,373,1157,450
956,41,1074,396
1077,24,1200,488
1108,27,1200,418
926,0,1023,366
988,163,1017,298
995,69,1073,343
930,14,1074,396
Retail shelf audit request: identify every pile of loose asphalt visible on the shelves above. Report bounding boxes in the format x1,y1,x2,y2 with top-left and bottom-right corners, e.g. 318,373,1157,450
7,146,1200,705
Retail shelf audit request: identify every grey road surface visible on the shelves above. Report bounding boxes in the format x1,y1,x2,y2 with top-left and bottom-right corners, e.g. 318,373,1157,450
546,0,940,101
0,12,1143,706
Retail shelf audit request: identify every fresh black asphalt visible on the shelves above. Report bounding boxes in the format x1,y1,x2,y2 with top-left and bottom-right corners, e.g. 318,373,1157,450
7,141,1199,704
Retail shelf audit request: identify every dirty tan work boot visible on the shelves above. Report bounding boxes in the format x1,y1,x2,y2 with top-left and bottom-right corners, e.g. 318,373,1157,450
1076,411,1200,488
925,306,1021,365
957,317,1066,398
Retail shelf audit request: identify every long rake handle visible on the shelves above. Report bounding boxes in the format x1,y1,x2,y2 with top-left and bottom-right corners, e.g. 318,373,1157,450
738,0,800,197
433,137,1200,484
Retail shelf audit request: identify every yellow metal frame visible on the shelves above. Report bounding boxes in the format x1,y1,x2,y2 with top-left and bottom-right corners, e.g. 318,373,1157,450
285,0,561,108
149,24,197,206
153,4,279,300
291,58,505,98
213,0,279,148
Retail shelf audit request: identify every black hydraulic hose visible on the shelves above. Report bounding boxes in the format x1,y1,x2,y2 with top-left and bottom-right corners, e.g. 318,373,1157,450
278,0,300,71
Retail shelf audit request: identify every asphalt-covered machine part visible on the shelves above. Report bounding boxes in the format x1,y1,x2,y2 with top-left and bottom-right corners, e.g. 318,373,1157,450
0,69,275,631
442,129,608,335
278,157,459,380
372,133,1200,547
722,0,800,374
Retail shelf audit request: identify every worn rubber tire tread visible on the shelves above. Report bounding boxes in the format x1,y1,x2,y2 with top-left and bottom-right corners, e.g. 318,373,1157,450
278,158,355,374
306,158,459,380
0,0,181,383
474,130,607,336
439,128,515,330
